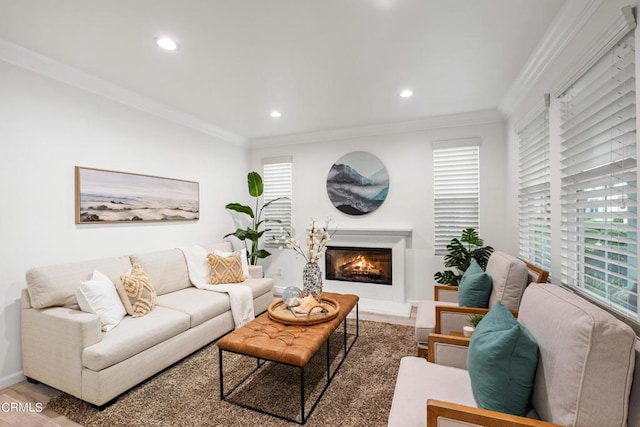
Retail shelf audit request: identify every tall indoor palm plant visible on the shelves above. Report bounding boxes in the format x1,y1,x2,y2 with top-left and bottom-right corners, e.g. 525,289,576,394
224,171,285,265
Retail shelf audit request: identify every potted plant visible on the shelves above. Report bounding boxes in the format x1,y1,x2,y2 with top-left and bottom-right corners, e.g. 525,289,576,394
468,314,485,328
434,228,493,286
224,171,286,267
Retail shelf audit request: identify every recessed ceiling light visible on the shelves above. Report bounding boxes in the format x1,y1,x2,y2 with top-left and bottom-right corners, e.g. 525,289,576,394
156,37,178,51
270,111,282,118
400,89,413,98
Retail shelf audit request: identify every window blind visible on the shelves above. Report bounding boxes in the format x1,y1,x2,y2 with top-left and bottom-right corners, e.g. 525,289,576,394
262,157,293,247
433,144,480,254
518,108,551,271
560,31,638,316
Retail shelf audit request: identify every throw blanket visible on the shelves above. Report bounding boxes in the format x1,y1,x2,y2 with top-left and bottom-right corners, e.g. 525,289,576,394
178,246,254,328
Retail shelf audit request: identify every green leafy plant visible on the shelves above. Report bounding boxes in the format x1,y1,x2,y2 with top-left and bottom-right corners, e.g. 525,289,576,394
224,171,286,265
468,314,485,328
433,228,494,286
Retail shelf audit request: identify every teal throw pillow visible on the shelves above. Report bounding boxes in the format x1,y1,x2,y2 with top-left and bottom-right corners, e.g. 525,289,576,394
463,260,484,276
457,261,492,308
467,301,539,416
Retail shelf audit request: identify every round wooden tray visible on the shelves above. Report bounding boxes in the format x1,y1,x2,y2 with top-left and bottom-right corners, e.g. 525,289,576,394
268,296,341,326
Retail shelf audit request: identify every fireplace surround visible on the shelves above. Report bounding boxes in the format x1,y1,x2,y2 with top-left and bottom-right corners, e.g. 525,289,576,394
320,227,412,317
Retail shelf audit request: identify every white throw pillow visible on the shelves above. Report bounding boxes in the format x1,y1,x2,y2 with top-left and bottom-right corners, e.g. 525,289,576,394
214,248,250,279
77,269,126,332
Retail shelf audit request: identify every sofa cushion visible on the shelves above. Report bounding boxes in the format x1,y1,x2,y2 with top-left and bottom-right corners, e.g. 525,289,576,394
82,306,190,371
243,278,273,299
203,242,234,253
155,288,231,327
457,261,492,308
414,299,458,344
518,283,636,426
388,357,476,427
130,249,191,296
76,269,126,332
467,301,538,416
117,263,157,317
485,251,528,311
26,256,132,309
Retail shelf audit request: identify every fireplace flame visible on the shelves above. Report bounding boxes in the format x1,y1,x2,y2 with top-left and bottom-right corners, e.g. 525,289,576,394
340,254,381,276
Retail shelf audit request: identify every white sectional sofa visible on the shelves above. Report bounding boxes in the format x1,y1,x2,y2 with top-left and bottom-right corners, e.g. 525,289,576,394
21,242,273,406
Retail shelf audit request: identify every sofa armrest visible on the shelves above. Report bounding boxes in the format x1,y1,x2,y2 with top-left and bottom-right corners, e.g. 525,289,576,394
435,306,518,334
22,306,102,399
434,285,459,303
427,400,562,427
427,334,470,368
248,265,263,279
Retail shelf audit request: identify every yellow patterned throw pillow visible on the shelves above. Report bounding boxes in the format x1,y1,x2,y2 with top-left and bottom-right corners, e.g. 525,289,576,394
207,252,245,284
116,263,157,317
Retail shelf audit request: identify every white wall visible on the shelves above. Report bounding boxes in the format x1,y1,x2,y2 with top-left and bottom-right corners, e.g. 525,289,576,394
0,60,248,388
249,118,508,303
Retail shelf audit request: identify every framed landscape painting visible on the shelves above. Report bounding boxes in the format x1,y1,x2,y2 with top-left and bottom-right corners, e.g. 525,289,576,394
326,151,389,215
75,167,199,223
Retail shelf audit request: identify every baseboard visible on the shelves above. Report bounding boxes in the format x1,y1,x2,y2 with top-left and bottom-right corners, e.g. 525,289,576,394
0,371,25,389
357,298,412,317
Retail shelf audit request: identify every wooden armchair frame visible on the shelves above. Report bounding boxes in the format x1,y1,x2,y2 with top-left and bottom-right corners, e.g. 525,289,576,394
434,260,548,303
432,260,547,335
427,333,469,363
424,334,562,427
427,400,562,427
434,305,517,334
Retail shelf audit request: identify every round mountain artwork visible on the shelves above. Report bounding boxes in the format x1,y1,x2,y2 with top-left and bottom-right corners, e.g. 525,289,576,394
326,151,389,215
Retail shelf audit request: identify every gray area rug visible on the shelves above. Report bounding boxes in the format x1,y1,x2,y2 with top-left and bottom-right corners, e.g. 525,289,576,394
47,319,415,426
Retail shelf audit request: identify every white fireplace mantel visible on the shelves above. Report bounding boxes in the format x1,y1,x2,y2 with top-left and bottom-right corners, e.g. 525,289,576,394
327,227,412,238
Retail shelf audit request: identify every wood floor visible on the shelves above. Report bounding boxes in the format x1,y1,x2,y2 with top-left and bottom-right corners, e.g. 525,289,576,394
0,308,416,427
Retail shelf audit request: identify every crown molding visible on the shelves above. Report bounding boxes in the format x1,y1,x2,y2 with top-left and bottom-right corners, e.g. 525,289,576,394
498,0,605,117
0,38,246,146
550,7,636,97
248,109,504,149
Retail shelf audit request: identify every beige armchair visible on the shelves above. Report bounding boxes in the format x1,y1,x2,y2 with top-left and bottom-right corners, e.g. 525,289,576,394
390,283,638,427
415,251,548,357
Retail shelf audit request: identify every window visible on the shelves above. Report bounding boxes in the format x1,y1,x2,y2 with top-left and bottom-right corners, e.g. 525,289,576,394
433,141,480,254
560,31,638,316
262,157,293,246
518,108,551,270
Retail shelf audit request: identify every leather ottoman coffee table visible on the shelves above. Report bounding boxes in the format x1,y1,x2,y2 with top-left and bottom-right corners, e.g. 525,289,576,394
217,292,359,424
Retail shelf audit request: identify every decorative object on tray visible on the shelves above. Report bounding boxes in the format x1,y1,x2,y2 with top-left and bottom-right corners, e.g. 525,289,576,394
279,219,335,300
326,151,389,215
282,286,304,307
302,262,323,300
224,171,287,265
267,296,341,325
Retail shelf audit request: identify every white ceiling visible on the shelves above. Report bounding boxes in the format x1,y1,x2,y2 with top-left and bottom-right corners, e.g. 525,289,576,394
0,0,565,140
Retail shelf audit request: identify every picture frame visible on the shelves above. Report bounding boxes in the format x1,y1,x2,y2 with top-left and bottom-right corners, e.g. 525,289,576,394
326,151,389,215
75,166,199,224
